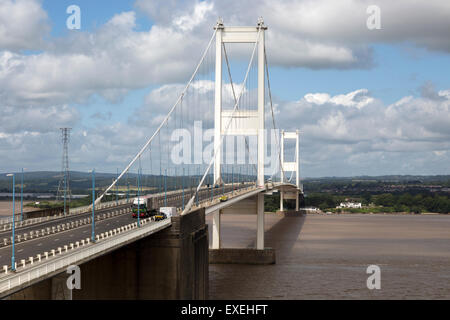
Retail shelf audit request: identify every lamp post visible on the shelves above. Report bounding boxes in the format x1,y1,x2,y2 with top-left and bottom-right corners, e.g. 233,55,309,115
91,169,95,242
137,168,140,227
116,168,118,206
232,166,234,195
164,169,167,207
6,173,16,271
126,171,129,203
20,168,24,221
182,168,185,211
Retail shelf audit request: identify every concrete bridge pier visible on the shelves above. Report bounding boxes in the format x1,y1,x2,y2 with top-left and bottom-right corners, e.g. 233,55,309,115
256,193,265,250
280,189,300,212
212,209,222,249
209,193,275,265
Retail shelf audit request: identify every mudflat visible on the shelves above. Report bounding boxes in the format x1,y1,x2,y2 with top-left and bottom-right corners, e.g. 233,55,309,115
207,213,450,299
0,201,39,217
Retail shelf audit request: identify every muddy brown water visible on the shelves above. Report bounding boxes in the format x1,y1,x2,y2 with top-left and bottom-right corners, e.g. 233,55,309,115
206,213,450,299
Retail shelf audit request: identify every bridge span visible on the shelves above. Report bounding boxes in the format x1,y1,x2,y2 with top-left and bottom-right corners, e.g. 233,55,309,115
1,18,303,299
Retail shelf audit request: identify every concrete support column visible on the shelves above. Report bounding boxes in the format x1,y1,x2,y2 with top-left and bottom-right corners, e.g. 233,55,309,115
51,272,72,300
280,191,284,211
295,130,300,189
214,22,223,185
256,193,264,250
212,210,221,249
257,27,265,187
295,193,299,211
281,130,285,183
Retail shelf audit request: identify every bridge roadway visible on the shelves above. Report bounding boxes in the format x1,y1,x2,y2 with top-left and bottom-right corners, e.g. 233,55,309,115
0,209,134,267
0,181,258,270
0,204,131,245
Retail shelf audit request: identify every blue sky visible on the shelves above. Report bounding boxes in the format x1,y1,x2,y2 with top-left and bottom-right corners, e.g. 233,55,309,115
0,0,450,177
272,44,450,104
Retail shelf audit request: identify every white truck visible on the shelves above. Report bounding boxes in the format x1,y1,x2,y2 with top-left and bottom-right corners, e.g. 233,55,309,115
159,207,177,218
132,196,157,219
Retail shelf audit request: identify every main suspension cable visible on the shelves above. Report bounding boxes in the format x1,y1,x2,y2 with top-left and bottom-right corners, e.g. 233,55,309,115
94,29,218,206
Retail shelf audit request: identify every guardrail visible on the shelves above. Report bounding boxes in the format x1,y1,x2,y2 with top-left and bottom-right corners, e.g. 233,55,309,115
0,198,132,228
63,198,131,215
0,216,171,297
0,215,21,226
0,208,132,249
188,184,259,214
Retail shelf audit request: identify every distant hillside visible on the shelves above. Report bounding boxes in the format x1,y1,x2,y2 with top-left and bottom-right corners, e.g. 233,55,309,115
1,171,449,194
302,175,450,194
0,171,142,193
303,175,450,183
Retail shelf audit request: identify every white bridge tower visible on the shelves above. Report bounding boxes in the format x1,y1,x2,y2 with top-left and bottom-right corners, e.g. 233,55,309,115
212,18,267,250
280,130,301,211
213,18,266,187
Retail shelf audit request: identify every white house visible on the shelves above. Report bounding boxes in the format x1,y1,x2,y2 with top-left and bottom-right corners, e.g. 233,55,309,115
338,202,362,209
301,207,321,213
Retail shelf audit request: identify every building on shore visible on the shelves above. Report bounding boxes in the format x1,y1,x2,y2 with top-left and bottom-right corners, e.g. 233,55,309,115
301,206,321,213
338,202,362,209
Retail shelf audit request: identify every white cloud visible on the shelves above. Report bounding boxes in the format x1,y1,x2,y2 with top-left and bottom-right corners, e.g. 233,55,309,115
2,0,450,109
0,0,49,51
136,0,450,68
271,84,450,176
106,11,137,30
174,1,214,31
305,89,374,109
438,90,450,100
0,104,79,134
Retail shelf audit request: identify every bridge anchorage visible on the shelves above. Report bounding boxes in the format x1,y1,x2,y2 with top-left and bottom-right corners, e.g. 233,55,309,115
0,18,302,300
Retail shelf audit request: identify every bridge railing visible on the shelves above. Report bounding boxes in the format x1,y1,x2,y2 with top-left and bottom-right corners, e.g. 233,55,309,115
187,182,258,214
60,198,131,216
0,198,131,230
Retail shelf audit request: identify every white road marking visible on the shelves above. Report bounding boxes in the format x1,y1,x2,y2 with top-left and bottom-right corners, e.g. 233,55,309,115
54,239,59,241
37,243,42,246
18,249,23,253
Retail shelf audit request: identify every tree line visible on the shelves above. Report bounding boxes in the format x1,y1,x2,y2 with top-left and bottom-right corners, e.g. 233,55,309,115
264,192,450,214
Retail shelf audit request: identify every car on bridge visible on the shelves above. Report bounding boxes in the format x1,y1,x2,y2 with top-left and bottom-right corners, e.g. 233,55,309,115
153,212,167,221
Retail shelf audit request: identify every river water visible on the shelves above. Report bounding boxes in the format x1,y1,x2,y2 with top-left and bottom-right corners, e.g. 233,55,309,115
207,213,450,299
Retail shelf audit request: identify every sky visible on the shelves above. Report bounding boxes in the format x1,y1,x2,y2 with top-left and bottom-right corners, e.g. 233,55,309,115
0,0,449,178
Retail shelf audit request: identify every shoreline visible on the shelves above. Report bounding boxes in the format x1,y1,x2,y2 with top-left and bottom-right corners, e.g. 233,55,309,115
267,210,447,216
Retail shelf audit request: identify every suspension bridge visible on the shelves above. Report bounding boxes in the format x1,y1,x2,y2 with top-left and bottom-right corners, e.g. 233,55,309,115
0,18,303,299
